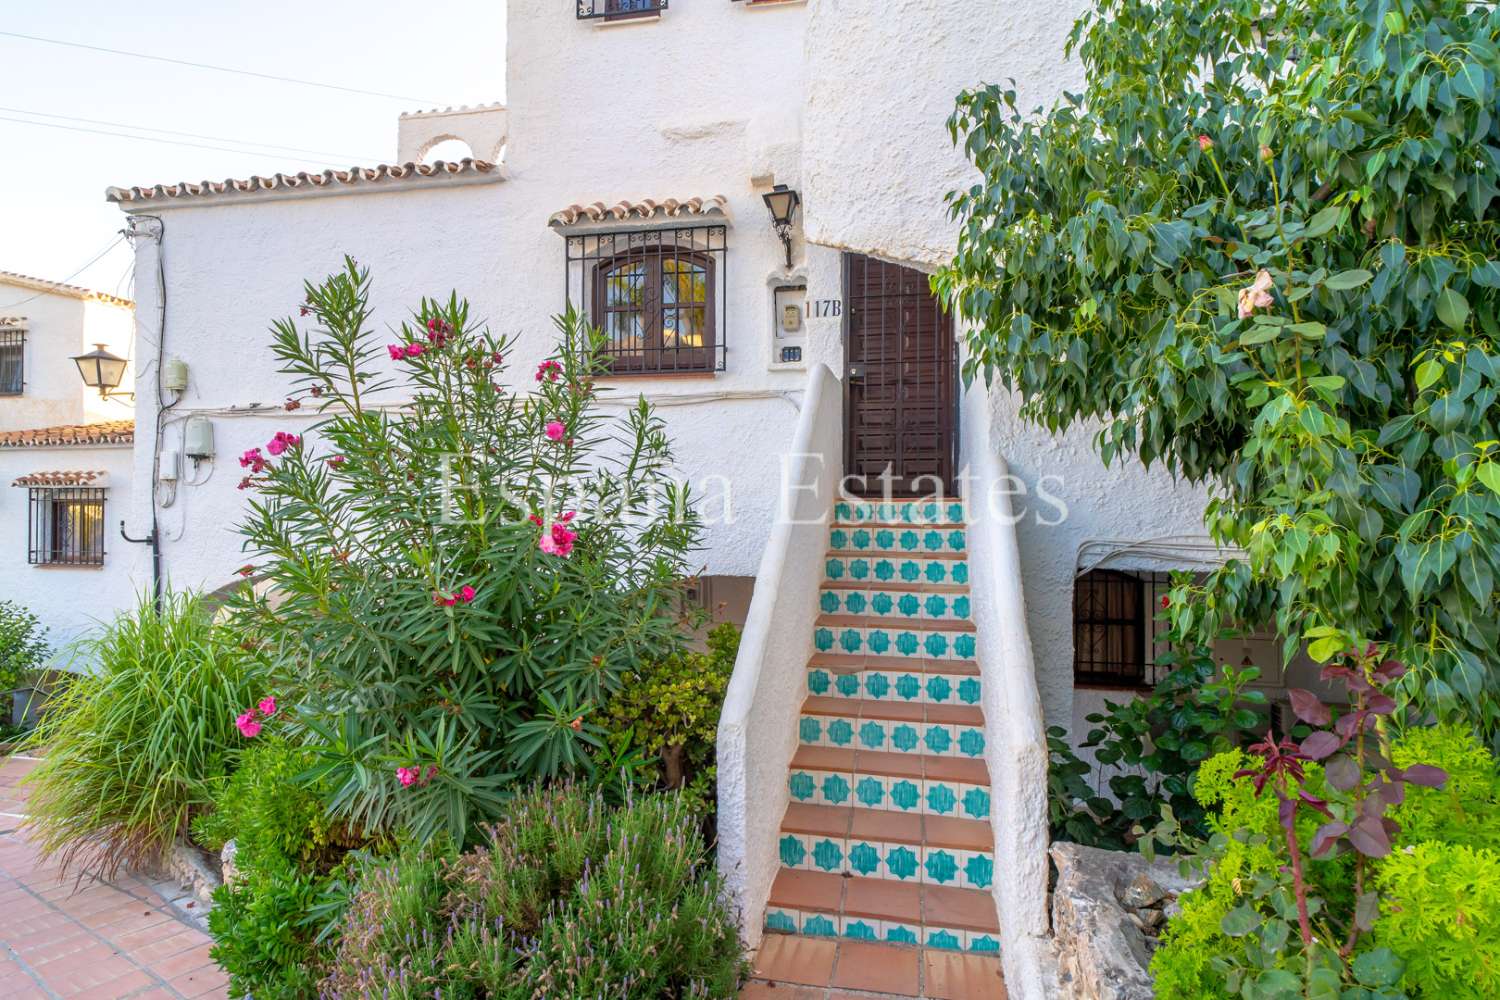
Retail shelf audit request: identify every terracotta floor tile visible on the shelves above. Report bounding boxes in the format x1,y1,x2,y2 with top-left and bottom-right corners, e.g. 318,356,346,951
149,940,216,979
69,969,158,1000
782,803,853,838
751,934,838,987
854,751,924,779
924,950,1006,1000
804,696,858,716
866,701,926,723
921,757,989,785
922,816,993,852
768,869,844,913
843,877,921,923
924,704,984,726
829,940,920,995
792,746,859,772
849,807,922,844
739,981,825,999
923,886,1000,933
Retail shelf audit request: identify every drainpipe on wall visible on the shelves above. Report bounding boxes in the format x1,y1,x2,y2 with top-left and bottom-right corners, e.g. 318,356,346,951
119,214,169,610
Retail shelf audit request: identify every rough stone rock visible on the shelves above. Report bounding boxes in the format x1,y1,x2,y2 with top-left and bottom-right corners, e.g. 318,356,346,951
221,839,239,886
1118,871,1166,909
1050,842,1203,1000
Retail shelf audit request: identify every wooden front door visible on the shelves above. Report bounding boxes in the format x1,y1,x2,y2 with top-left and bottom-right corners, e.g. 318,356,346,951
843,253,958,497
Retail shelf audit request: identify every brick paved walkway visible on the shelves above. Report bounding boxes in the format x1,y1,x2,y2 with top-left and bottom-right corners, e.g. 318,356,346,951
740,933,1006,999
0,754,229,999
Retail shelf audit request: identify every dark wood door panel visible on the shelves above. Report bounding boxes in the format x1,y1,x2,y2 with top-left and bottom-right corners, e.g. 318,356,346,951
842,253,957,497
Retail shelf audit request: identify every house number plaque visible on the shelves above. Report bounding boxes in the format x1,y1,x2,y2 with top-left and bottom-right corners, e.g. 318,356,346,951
808,299,842,319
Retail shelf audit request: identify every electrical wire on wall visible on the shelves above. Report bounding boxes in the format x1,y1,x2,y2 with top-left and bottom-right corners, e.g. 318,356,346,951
119,214,174,605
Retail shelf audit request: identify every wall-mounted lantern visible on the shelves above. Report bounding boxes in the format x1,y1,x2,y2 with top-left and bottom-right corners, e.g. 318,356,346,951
761,184,801,269
71,343,130,399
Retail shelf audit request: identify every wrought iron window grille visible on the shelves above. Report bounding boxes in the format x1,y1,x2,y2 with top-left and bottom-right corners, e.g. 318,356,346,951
577,0,666,20
563,224,728,375
27,487,106,566
1073,568,1150,688
0,327,23,396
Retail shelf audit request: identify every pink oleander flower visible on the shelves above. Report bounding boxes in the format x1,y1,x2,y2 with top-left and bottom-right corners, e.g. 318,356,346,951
235,711,261,739
388,344,406,361
1197,134,1214,152
405,343,424,359
434,591,457,607
540,522,578,557
265,431,301,457
258,696,277,717
396,766,418,787
328,455,346,468
458,585,476,603
425,764,439,781
237,476,254,491
239,447,269,473
559,510,576,523
536,360,562,382
1237,269,1276,319
237,565,255,577
544,421,566,441
528,513,544,526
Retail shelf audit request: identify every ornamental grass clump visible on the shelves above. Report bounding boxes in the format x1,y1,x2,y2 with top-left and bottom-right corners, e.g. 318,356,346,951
318,785,745,999
21,591,267,879
231,259,700,847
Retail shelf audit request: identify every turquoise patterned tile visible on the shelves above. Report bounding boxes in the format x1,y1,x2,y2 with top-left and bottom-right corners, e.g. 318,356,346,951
897,593,922,618
953,633,977,660
789,771,816,802
957,676,982,704
847,840,882,877
819,773,851,806
826,717,855,747
857,720,887,751
926,782,959,815
874,528,895,549
766,908,799,933
927,927,964,951
802,912,838,937
833,673,861,699
825,558,845,580
967,932,1002,954
799,715,823,745
810,837,844,872
848,559,870,580
843,917,880,941
894,673,923,702
926,675,954,703
894,631,920,657
854,774,887,809
815,628,834,653
962,785,992,819
963,852,995,890
866,629,892,655
838,628,863,654
888,778,923,813
885,844,920,882
923,847,962,886
923,530,945,552
779,833,809,869
958,728,986,757
923,632,951,658
819,589,841,614
952,562,970,585
807,669,831,696
869,591,896,616
864,671,892,700
890,723,921,753
830,528,849,550
923,724,954,755
923,594,950,619
952,595,972,619
844,591,868,615
884,921,921,945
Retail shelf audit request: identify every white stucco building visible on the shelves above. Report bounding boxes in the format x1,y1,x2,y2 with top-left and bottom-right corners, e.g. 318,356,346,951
0,272,141,681
83,1,1317,994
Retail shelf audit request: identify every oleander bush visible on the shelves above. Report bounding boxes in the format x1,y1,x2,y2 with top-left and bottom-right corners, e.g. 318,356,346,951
318,785,746,999
230,260,700,847
20,592,267,878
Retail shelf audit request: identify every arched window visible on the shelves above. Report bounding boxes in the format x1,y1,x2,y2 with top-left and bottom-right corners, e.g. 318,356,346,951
592,249,715,374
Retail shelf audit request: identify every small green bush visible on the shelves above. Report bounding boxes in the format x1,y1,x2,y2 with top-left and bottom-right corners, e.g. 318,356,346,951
21,592,266,878
0,599,47,699
319,785,746,999
604,622,739,814
208,852,327,1000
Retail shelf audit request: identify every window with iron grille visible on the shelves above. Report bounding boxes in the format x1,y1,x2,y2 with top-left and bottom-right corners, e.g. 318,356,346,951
27,488,106,566
1073,568,1147,687
564,225,727,375
0,328,22,396
577,0,665,19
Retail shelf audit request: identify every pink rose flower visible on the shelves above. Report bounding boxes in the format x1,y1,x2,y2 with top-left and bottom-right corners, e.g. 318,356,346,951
258,696,277,717
388,344,406,361
545,421,566,441
235,711,261,739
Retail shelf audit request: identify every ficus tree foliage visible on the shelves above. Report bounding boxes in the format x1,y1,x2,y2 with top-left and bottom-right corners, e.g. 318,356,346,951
231,260,699,845
938,0,1500,735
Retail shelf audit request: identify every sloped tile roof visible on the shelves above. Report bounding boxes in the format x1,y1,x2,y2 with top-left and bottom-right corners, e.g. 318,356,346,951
0,271,133,309
0,421,135,449
0,317,25,328
548,195,730,227
106,158,499,205
11,470,107,488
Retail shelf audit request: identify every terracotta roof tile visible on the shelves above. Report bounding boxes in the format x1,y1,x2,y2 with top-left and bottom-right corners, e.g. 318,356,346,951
0,421,134,449
107,158,499,205
11,470,107,488
548,195,730,227
0,271,133,309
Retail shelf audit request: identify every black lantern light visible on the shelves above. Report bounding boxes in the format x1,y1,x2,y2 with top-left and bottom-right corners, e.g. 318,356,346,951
71,343,130,399
762,184,801,269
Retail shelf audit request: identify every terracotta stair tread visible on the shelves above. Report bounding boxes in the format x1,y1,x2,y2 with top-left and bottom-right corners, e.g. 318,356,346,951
802,696,984,727
768,870,999,933
822,580,970,594
827,549,968,560
817,614,975,633
791,746,990,786
810,653,980,676
778,802,992,851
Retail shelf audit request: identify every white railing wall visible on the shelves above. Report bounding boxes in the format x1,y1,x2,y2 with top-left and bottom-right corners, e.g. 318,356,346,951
959,378,1054,1000
717,363,843,945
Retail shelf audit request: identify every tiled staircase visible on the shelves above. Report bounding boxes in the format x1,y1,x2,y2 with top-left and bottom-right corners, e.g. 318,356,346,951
765,499,1002,957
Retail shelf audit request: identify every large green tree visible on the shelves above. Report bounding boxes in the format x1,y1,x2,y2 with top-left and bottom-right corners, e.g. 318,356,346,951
938,0,1500,734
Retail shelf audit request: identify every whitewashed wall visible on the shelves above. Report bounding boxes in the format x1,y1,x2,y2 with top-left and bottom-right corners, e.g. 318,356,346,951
0,285,134,432
0,445,146,663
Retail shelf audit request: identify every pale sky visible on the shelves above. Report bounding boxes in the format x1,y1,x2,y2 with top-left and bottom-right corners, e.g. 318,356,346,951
0,1,508,297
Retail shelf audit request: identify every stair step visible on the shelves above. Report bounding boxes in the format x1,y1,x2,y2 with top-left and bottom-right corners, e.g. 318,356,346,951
808,659,981,710
799,696,986,758
810,653,980,675
829,525,968,557
820,586,971,622
834,500,967,526
788,746,991,819
764,869,1000,953
818,614,974,632
815,622,976,662
824,554,969,588
777,803,994,889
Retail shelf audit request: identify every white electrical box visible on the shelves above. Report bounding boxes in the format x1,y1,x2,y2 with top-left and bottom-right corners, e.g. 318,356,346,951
162,358,189,392
158,450,180,482
184,417,214,461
